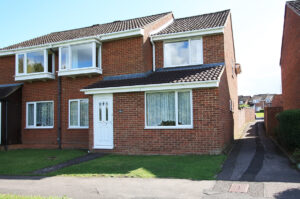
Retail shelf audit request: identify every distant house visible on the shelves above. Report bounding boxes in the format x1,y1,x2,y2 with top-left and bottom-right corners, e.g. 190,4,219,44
249,94,275,112
280,1,300,110
238,95,251,106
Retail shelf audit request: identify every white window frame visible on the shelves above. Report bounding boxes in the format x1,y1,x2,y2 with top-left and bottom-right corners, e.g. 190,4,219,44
68,99,89,129
15,50,55,75
59,42,101,71
144,90,193,129
163,37,203,68
26,101,54,129
15,50,55,81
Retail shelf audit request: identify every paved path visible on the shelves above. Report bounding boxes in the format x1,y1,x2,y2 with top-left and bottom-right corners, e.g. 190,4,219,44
1,121,300,198
32,153,105,175
0,176,215,199
204,121,300,199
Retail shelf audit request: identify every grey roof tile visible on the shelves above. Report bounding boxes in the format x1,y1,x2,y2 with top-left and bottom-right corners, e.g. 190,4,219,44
287,1,300,15
155,9,230,35
1,12,171,50
85,64,224,89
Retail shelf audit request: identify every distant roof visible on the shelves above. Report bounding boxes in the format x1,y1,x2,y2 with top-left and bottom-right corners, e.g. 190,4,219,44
85,63,224,89
155,9,230,35
1,12,172,50
287,1,300,15
238,96,251,101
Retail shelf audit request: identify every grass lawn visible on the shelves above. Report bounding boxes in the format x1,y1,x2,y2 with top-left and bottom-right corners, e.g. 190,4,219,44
0,149,87,175
50,154,226,180
256,112,264,118
0,194,69,199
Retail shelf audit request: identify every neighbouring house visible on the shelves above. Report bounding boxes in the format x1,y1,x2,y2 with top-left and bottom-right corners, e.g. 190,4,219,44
0,10,240,154
249,94,275,112
238,95,251,107
280,1,300,110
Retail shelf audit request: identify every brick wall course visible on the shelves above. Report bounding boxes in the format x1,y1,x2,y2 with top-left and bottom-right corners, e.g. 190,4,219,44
281,5,300,110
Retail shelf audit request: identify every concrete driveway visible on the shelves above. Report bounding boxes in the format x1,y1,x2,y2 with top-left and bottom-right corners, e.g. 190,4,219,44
205,121,300,199
0,121,299,199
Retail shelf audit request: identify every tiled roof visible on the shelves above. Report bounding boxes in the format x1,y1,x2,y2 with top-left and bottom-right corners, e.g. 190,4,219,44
287,1,300,15
1,12,171,50
155,9,230,35
85,64,224,89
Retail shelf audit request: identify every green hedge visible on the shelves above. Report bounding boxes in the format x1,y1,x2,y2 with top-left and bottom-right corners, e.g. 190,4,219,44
276,109,300,149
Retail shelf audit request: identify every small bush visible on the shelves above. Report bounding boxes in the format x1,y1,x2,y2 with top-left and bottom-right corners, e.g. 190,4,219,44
276,109,300,150
292,148,300,163
259,109,264,113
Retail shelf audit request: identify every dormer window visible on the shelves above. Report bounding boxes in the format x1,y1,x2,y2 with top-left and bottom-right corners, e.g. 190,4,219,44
58,42,102,76
164,38,203,67
15,50,55,81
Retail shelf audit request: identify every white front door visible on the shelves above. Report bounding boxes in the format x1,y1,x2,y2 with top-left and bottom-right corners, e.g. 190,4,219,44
93,94,113,149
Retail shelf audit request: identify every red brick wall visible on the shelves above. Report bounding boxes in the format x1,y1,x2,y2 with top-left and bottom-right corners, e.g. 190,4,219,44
237,108,255,132
154,34,225,69
0,55,15,84
265,107,283,136
272,94,283,107
143,13,174,72
90,88,229,155
102,37,144,76
281,5,300,110
203,34,225,64
218,70,233,145
223,13,239,137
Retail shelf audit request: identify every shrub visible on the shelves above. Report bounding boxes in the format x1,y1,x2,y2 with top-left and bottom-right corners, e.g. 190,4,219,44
276,109,300,150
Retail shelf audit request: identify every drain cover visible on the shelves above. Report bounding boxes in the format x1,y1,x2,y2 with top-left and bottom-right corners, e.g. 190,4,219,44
229,183,249,193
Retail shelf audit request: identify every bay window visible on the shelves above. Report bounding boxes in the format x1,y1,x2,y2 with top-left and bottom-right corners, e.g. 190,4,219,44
15,50,55,81
146,90,192,128
58,42,101,76
164,38,203,67
26,101,54,128
69,99,89,128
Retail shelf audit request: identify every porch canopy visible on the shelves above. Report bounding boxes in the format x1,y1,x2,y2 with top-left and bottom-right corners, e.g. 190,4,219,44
0,83,23,100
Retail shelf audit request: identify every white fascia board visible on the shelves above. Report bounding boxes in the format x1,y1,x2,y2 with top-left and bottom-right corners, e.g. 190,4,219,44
100,28,144,41
151,27,224,41
81,80,219,95
0,37,101,56
0,28,144,56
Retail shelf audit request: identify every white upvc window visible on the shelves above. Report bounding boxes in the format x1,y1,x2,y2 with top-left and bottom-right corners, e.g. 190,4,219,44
15,50,55,81
164,38,203,68
145,90,193,129
58,42,101,76
69,99,89,128
26,101,54,128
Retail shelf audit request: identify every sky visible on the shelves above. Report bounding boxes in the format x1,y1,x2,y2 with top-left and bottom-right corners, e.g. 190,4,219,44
0,0,286,96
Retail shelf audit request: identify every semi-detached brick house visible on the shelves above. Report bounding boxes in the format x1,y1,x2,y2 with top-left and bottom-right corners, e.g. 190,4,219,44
0,9,240,154
280,1,300,110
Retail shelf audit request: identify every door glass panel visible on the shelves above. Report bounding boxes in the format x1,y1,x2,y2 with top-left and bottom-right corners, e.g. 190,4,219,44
99,103,102,121
105,102,108,121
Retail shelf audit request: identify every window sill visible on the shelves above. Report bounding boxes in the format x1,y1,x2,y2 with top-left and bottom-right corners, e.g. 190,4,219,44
144,126,193,130
15,73,55,81
25,127,54,129
164,63,203,68
58,67,102,77
68,127,89,129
